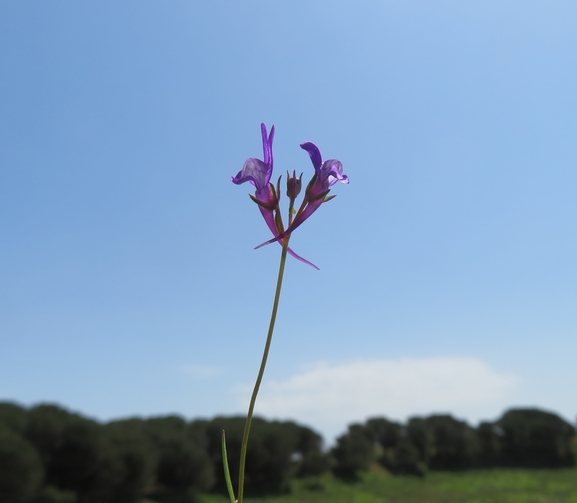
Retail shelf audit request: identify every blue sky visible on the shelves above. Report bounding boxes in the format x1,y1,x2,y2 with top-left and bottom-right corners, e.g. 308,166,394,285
1,1,576,444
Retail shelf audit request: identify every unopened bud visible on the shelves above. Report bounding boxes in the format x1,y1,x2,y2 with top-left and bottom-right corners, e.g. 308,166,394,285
286,170,303,199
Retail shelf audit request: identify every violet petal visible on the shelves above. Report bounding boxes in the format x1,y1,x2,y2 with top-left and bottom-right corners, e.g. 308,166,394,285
300,142,323,171
320,159,349,186
231,158,269,190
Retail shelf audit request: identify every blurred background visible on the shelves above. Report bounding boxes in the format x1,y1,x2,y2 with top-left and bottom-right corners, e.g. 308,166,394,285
1,1,576,445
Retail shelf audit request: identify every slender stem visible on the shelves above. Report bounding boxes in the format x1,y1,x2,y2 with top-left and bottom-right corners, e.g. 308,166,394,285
237,236,290,503
288,200,295,227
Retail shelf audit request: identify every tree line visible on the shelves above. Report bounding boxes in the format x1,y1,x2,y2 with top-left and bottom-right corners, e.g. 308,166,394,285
0,403,324,503
332,409,575,479
0,402,574,503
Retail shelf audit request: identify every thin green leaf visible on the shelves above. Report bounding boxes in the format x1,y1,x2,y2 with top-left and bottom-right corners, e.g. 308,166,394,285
222,430,236,503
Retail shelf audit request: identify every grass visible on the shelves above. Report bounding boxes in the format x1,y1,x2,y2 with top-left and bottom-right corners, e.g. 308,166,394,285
200,466,577,503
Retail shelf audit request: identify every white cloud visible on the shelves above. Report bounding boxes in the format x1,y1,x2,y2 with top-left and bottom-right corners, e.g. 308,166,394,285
238,357,519,443
178,364,222,378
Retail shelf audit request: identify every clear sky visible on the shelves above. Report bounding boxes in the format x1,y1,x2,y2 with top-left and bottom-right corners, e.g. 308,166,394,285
1,1,576,445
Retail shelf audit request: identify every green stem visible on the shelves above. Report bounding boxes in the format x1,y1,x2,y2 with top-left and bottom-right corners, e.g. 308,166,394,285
237,236,290,503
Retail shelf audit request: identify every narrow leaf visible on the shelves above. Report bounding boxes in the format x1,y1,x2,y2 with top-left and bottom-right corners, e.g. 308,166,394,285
222,430,236,503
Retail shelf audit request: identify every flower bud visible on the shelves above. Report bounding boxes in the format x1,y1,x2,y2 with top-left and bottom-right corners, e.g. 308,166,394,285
286,170,303,200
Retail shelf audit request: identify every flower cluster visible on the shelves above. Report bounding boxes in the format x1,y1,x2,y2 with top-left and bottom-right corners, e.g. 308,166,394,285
231,124,348,268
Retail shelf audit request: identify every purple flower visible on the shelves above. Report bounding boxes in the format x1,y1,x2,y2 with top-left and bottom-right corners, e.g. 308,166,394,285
255,141,348,249
294,141,349,228
232,124,318,269
232,123,276,208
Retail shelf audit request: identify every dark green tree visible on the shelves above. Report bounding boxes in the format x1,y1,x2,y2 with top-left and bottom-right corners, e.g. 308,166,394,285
422,415,478,470
364,417,402,450
24,404,125,503
0,401,28,435
355,417,424,476
0,424,44,503
24,404,71,471
293,426,328,478
387,438,425,476
476,421,502,467
32,486,77,503
244,421,294,493
331,423,373,480
406,417,434,467
146,415,214,503
49,416,103,494
496,408,575,468
103,418,156,503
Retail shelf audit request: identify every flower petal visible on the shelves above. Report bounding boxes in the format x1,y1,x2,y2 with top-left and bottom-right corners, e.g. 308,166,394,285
321,159,349,186
261,123,275,166
300,142,323,171
231,158,270,190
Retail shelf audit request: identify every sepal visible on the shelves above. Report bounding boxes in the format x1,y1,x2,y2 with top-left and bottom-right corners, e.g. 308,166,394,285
309,189,331,202
249,193,276,210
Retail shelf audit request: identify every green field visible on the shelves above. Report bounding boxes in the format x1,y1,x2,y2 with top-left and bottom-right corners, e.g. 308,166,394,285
200,467,577,503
